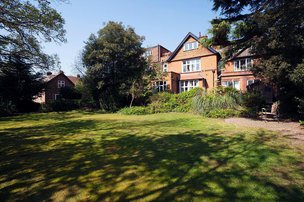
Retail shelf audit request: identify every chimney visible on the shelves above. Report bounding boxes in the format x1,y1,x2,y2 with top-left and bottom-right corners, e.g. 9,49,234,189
59,70,64,74
77,74,80,78
199,32,201,37
46,72,52,76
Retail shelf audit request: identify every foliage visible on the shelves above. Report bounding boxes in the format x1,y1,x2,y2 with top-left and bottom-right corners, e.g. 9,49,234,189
119,106,151,115
296,97,304,118
1,111,304,201
0,0,66,69
206,108,240,118
44,99,80,112
208,0,304,115
0,56,43,115
299,120,304,126
60,86,82,100
241,90,266,117
82,21,147,111
192,88,242,116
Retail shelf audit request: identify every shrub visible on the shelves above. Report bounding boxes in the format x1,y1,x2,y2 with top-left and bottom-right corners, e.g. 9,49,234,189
192,90,241,115
242,91,265,115
45,99,80,112
300,120,304,126
119,106,151,115
206,108,241,118
174,88,203,112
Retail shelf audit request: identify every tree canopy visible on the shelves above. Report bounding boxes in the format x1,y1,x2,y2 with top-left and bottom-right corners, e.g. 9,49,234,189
0,0,66,70
207,0,304,115
81,21,147,111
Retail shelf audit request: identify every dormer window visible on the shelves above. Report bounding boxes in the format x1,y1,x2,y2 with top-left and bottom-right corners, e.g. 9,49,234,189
184,41,198,51
234,58,252,71
58,80,65,88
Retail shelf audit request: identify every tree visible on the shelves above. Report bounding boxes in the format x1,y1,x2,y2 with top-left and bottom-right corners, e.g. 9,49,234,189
207,0,304,115
0,56,42,114
82,21,147,111
0,0,66,70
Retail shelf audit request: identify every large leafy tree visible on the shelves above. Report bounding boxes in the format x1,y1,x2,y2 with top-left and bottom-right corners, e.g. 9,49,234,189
0,0,66,70
82,21,147,111
207,0,304,115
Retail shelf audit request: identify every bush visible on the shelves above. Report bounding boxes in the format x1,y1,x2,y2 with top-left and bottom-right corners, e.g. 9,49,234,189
119,106,151,115
192,90,242,115
44,99,80,112
206,108,241,118
174,88,203,112
242,91,265,116
0,101,16,116
300,120,304,126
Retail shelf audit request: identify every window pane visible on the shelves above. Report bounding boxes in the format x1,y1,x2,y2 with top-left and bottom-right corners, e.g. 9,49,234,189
234,81,240,90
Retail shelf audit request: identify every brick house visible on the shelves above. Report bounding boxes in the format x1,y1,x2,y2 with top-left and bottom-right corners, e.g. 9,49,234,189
220,48,257,91
151,32,221,93
34,71,80,104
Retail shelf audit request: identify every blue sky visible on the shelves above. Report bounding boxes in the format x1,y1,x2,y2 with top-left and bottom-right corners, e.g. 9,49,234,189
44,0,219,75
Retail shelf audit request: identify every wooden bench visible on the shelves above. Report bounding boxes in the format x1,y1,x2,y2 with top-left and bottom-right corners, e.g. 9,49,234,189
261,101,280,121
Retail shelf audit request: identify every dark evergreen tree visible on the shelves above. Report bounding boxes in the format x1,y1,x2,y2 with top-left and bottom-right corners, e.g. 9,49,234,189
0,56,43,114
207,0,304,116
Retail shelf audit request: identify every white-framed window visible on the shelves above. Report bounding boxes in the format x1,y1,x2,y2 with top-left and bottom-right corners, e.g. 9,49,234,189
234,58,252,71
58,80,65,88
144,50,152,57
184,41,198,51
54,94,60,100
182,58,201,73
222,80,240,90
162,63,168,72
247,79,255,86
154,81,167,92
180,80,199,92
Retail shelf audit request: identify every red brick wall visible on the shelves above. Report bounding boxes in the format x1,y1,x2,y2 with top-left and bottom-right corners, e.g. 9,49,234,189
44,74,75,104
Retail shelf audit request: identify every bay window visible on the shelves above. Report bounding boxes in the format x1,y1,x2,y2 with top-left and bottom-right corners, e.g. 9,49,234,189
180,80,199,92
222,80,240,90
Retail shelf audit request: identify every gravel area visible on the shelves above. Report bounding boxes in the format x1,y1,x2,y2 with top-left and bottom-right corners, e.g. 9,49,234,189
225,117,304,145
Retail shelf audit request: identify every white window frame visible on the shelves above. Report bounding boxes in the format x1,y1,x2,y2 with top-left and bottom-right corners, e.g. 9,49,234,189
183,41,198,51
182,58,201,73
179,80,199,92
144,50,152,57
154,81,167,92
58,80,65,88
162,63,168,72
234,58,252,71
222,80,240,90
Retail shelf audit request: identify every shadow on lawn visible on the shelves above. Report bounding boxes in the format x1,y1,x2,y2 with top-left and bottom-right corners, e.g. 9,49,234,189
0,118,303,201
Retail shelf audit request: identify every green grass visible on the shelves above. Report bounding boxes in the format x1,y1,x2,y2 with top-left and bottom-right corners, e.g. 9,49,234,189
0,111,303,201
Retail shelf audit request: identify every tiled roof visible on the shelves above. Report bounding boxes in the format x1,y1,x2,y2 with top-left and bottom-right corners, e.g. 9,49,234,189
67,76,80,85
42,72,80,85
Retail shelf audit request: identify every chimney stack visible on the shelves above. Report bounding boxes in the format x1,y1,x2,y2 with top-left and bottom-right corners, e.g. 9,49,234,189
199,32,201,37
77,74,80,78
46,72,52,76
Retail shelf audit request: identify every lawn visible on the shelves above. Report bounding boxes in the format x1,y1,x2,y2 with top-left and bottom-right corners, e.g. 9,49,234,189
0,111,303,201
